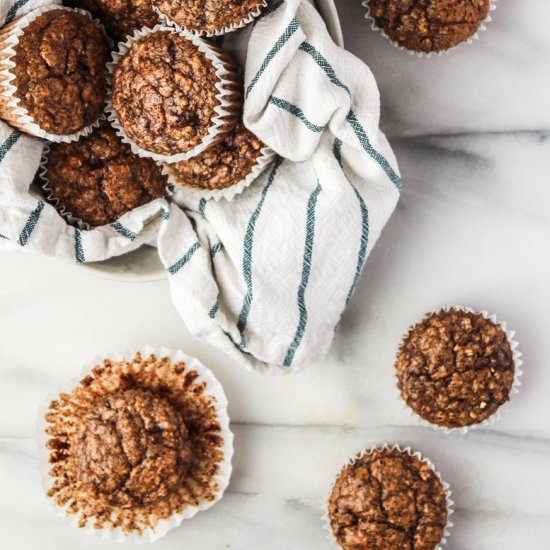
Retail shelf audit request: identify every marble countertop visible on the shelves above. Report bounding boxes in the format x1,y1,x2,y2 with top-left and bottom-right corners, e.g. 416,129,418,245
1,1,550,548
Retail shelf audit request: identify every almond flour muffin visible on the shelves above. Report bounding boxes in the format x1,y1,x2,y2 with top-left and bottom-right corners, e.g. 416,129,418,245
43,352,230,538
0,7,109,138
328,447,449,550
44,126,167,227
367,0,491,53
166,121,267,193
110,29,240,160
153,0,266,35
396,308,516,429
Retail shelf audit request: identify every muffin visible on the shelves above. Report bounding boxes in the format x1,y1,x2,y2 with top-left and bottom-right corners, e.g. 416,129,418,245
0,6,109,141
41,350,232,541
366,0,491,54
153,0,267,36
396,308,517,429
42,125,167,228
328,446,450,550
66,0,160,41
108,27,241,162
165,121,272,200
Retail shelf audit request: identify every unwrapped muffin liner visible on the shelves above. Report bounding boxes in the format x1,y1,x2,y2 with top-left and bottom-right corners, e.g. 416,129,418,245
324,444,454,550
105,24,242,163
163,144,275,202
36,345,234,543
154,0,267,38
362,0,497,58
0,5,109,142
395,305,523,435
38,143,170,231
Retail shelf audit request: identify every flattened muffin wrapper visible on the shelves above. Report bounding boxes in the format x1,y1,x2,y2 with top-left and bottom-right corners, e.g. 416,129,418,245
39,144,171,231
395,306,523,435
106,24,242,163
362,0,497,58
163,145,276,202
153,0,268,38
36,345,234,543
0,5,110,142
324,444,454,550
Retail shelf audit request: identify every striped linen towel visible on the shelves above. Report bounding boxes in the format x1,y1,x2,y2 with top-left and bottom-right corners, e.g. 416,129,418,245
0,0,167,262
157,0,401,373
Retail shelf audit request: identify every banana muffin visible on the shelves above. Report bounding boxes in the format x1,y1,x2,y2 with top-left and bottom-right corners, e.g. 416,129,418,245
367,0,491,53
166,121,267,193
153,0,266,35
396,308,516,429
44,126,167,227
328,447,449,550
0,7,109,137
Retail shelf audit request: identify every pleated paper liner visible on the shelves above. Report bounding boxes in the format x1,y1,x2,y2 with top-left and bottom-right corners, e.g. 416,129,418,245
324,444,454,550
164,145,276,202
395,305,523,435
0,5,109,142
154,0,267,38
362,0,497,58
105,24,242,163
36,346,234,543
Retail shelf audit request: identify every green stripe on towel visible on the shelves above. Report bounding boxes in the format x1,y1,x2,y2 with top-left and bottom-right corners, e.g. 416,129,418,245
198,198,207,219
168,241,201,275
4,0,30,25
269,96,325,133
74,228,85,263
237,156,284,348
17,201,44,247
246,17,300,98
0,130,20,162
208,296,220,319
283,181,322,367
110,221,136,241
211,242,224,256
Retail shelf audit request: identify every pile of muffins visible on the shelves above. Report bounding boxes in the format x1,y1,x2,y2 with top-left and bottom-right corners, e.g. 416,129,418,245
0,0,271,229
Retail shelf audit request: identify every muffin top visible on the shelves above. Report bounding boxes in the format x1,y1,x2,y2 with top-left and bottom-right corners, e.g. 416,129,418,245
111,31,220,156
72,388,193,507
66,0,159,41
45,126,167,227
168,122,265,190
396,309,516,429
153,0,265,34
367,0,490,53
13,9,109,135
328,448,448,550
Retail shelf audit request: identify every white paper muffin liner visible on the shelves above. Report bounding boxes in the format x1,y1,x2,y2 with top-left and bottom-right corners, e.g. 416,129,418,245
36,345,234,543
0,5,110,142
324,444,454,550
395,305,523,435
154,0,267,37
164,145,275,202
362,0,497,58
106,24,242,163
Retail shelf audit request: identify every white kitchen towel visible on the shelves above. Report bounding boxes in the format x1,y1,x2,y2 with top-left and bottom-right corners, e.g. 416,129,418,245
158,0,401,373
0,0,167,262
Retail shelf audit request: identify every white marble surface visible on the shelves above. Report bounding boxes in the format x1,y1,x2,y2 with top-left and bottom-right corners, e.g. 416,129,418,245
2,1,550,548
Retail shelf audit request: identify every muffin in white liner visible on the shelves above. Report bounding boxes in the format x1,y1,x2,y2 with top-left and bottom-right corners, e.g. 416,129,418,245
325,444,453,550
0,5,110,142
395,306,523,435
105,24,242,163
36,345,233,543
362,0,497,58
163,121,276,202
153,0,267,37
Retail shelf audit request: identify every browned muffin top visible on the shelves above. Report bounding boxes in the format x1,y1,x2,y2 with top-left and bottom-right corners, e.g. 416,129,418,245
396,309,515,429
72,388,192,507
66,0,159,41
169,122,265,191
111,31,220,156
367,0,490,53
153,0,265,34
13,9,109,135
45,126,167,227
328,448,448,550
